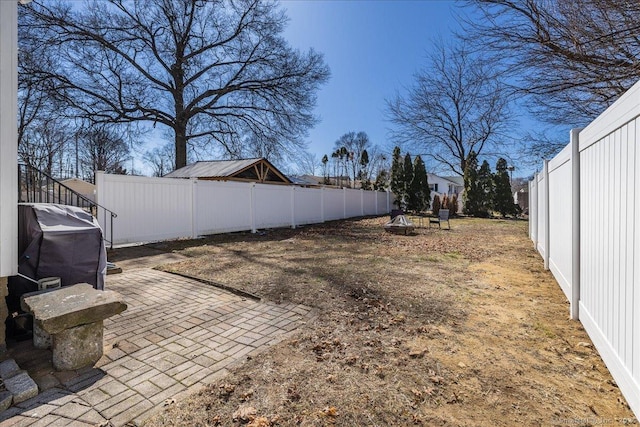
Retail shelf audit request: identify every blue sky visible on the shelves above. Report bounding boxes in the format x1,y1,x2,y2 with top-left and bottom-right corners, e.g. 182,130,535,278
281,0,467,174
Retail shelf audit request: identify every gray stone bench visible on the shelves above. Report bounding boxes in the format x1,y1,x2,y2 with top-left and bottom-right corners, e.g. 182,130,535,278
21,283,127,371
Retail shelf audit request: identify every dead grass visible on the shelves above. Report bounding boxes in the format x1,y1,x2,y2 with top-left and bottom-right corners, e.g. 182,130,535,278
138,216,637,427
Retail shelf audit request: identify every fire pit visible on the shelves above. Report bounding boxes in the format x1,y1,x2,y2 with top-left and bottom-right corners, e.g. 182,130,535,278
383,215,415,235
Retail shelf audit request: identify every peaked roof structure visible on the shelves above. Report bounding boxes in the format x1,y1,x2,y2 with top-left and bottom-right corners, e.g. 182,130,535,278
164,158,292,184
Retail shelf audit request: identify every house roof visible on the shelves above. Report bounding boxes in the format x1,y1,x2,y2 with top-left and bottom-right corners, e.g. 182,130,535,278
427,173,464,186
164,158,292,184
442,176,464,186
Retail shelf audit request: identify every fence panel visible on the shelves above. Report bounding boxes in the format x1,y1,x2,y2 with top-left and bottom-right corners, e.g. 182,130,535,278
253,183,292,230
529,175,538,243
578,105,639,417
196,180,252,234
96,173,193,244
547,144,573,300
345,188,362,217
323,188,344,221
362,191,377,215
97,175,391,245
535,169,547,259
377,191,389,214
293,187,323,225
528,79,640,418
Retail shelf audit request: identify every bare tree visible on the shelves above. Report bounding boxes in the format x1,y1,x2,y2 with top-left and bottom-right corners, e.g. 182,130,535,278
144,142,176,177
387,41,512,176
78,126,131,182
17,19,72,177
463,0,640,126
294,152,319,176
18,117,69,177
22,0,330,170
333,131,376,186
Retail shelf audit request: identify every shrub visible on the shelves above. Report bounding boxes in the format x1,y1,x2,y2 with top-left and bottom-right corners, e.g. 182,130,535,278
432,194,441,216
449,194,459,217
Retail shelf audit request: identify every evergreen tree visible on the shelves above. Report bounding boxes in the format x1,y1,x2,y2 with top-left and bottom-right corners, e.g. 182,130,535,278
403,153,415,210
321,154,329,184
493,158,516,217
477,160,494,217
463,151,481,215
441,194,450,213
373,169,389,191
359,149,371,189
449,194,459,217
410,155,430,212
390,146,404,208
432,194,441,216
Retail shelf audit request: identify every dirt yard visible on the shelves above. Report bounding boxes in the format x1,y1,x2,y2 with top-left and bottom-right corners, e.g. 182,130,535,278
130,216,636,426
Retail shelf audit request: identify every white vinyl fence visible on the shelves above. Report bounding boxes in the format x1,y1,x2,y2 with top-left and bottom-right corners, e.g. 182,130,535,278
529,81,640,419
94,173,390,246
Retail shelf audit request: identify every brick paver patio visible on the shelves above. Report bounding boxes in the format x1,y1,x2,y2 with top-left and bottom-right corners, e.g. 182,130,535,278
0,269,314,426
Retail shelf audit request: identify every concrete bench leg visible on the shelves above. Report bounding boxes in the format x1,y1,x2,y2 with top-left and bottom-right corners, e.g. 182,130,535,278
33,320,52,349
52,321,103,371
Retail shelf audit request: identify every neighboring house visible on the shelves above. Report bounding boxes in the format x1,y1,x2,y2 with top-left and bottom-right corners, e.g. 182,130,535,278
514,189,529,214
428,173,464,212
292,175,353,188
60,178,96,202
165,158,292,185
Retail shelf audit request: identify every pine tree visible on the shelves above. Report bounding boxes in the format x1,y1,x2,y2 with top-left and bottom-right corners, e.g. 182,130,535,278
477,160,494,217
432,194,441,216
441,194,450,214
410,155,430,212
403,153,416,210
373,169,389,191
390,146,404,208
493,158,515,217
463,151,480,215
449,194,459,217
359,149,371,189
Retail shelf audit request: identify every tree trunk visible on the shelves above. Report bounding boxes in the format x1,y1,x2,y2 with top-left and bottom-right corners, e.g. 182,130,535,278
174,123,187,170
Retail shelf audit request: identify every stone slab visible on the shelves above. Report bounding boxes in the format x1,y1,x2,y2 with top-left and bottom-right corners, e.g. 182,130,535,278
4,371,38,403
0,359,20,379
33,321,52,349
0,391,12,412
53,321,104,371
21,284,127,334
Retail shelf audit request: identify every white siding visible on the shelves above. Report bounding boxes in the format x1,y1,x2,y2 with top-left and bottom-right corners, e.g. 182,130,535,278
0,2,18,277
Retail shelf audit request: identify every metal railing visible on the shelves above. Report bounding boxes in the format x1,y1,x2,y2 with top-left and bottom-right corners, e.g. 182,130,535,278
17,163,117,249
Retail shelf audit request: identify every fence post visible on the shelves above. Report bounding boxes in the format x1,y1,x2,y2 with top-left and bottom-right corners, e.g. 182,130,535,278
375,191,379,215
343,187,347,219
528,180,532,240
361,189,364,216
543,160,550,270
570,128,581,320
191,178,198,239
320,187,325,223
94,171,106,239
291,186,296,229
250,183,256,233
386,190,390,213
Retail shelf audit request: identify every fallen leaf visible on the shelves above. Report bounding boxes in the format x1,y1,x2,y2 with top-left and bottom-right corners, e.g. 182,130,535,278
240,389,254,401
233,406,257,422
409,349,426,359
321,406,338,417
247,416,271,427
